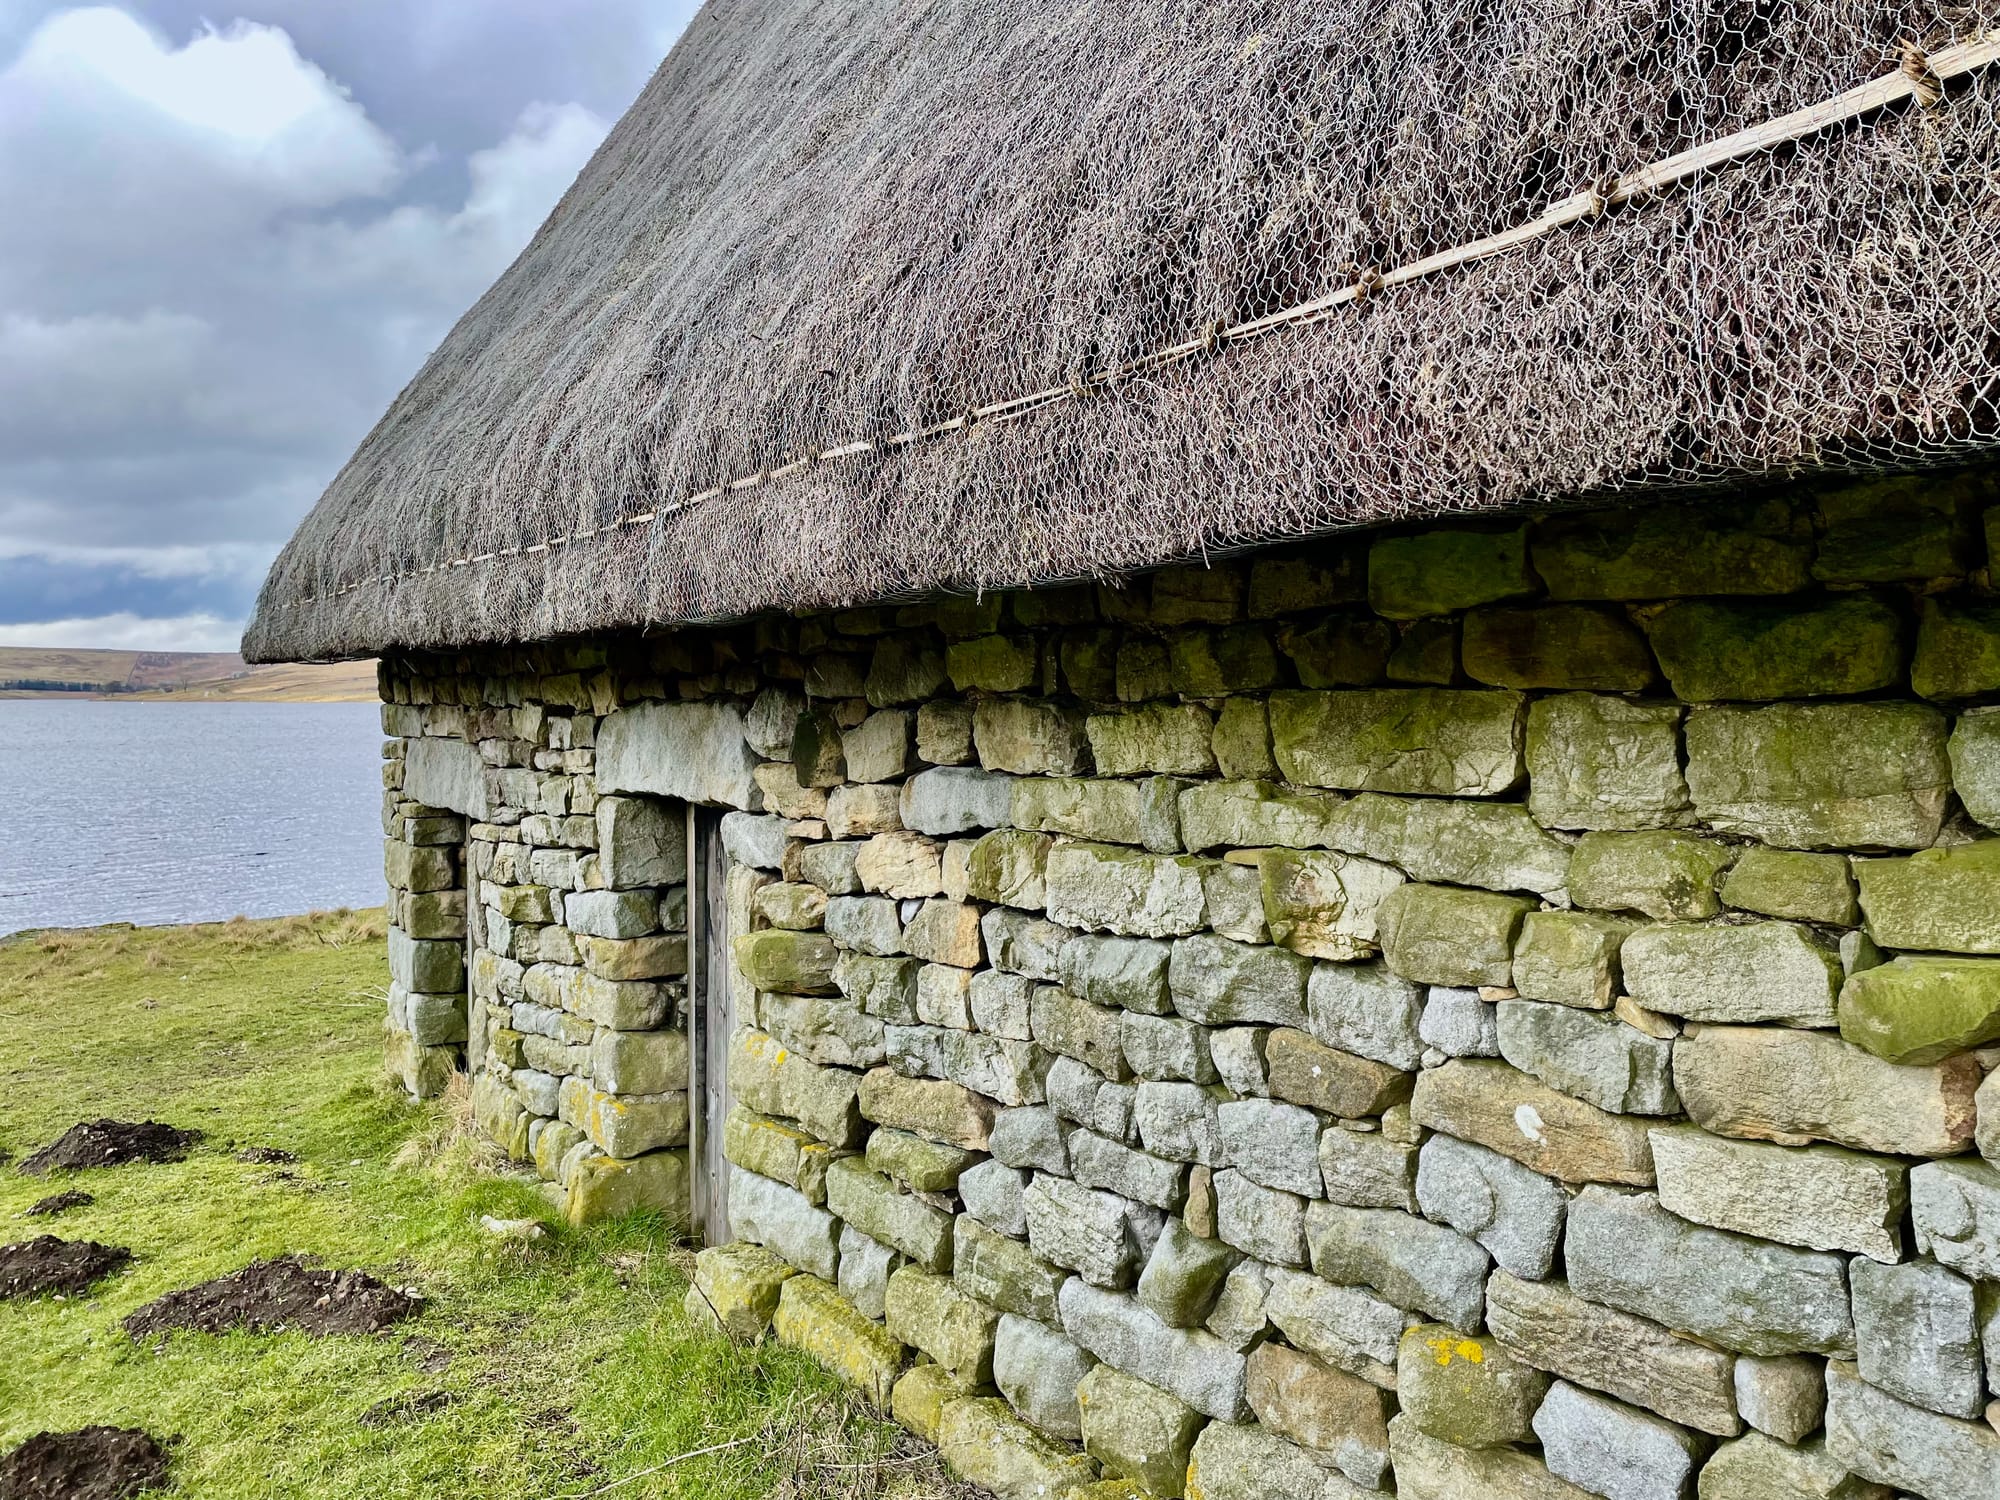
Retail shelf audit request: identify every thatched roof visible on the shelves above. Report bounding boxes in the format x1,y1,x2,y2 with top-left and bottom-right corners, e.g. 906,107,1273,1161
245,1,2000,662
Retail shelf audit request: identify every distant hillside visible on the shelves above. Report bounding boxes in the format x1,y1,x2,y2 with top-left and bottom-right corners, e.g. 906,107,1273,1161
0,648,376,702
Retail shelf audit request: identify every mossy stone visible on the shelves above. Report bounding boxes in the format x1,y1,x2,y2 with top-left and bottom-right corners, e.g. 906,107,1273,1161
1812,471,1990,583
1061,628,1120,701
1012,584,1098,627
866,1126,982,1193
1532,502,1813,600
1211,698,1276,780
565,1149,689,1227
1525,694,1689,832
687,1243,797,1340
1077,1366,1205,1496
1722,848,1859,926
1512,911,1637,1009
1568,830,1735,920
1396,1324,1550,1448
1368,525,1535,619
1462,604,1655,690
1270,688,1525,797
1644,596,1904,701
1248,551,1367,616
1950,708,2000,831
1276,614,1392,687
734,929,838,995
946,633,1039,693
1856,840,2000,955
1115,636,1173,702
1387,617,1459,684
965,828,1052,908
1167,626,1281,696
774,1274,909,1408
1378,883,1536,988
1839,955,2000,1064
1085,703,1216,777
1912,597,2000,701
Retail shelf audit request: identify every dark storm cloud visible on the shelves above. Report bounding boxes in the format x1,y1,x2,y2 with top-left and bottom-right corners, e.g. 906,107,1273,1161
0,2,694,650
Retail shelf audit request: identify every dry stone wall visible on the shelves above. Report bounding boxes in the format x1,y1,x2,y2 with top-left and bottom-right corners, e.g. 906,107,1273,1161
381,473,2000,1500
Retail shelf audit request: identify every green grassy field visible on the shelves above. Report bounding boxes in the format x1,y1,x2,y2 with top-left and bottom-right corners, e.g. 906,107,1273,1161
0,913,968,1499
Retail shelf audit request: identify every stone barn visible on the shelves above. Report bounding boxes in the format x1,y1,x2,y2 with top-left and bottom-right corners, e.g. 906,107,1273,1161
247,5,2000,1497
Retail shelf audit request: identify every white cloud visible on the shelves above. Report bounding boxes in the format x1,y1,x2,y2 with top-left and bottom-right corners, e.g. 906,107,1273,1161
0,611,245,652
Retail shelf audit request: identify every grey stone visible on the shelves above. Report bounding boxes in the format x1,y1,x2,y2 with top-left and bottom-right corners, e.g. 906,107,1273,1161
1121,1013,1217,1083
1059,933,1172,1014
1190,1421,1379,1500
1825,1359,2000,1500
993,1313,1095,1440
1138,1219,1241,1327
1496,1000,1679,1115
1526,694,1690,832
1071,1130,1186,1211
1731,1355,1825,1446
1566,1188,1855,1357
598,701,761,810
1132,1082,1226,1166
885,1266,998,1386
1179,779,1343,851
1621,921,1842,1028
1012,776,1146,845
1950,705,2000,830
1058,1279,1251,1420
1204,861,1267,947
1912,1159,2000,1280
1851,1257,1985,1419
966,970,1033,1040
1332,792,1574,901
899,766,1013,835
744,687,806,759
1415,1133,1567,1280
1217,1099,1322,1197
798,840,863,894
1031,984,1129,1079
1169,934,1310,1028
825,895,903,958
1649,1124,1907,1262
958,1159,1030,1238
940,1031,1046,1111
1265,1268,1415,1388
1320,1126,1421,1213
1305,1201,1490,1329
954,1214,1069,1323
1377,883,1534,989
593,796,685,887
1419,985,1500,1058
837,1224,905,1320
1486,1271,1741,1437
1306,962,1426,1070
728,1165,841,1281
824,1157,953,1273
404,734,492,820
845,710,912,784
1568,830,1734,920
1697,1433,1891,1500
990,1107,1070,1176
1024,1172,1164,1289
1533,1381,1708,1500
1045,843,1208,937
981,907,1071,982
1203,1259,1275,1351
1269,688,1526,797
1210,1026,1271,1097
388,927,463,994
1389,1413,1599,1500
1214,1167,1309,1267
761,991,887,1069
721,812,792,872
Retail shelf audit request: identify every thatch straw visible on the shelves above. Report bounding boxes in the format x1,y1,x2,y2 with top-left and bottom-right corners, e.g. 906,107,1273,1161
246,0,2000,662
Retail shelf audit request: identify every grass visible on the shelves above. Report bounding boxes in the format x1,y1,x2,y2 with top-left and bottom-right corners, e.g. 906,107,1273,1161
0,912,973,1499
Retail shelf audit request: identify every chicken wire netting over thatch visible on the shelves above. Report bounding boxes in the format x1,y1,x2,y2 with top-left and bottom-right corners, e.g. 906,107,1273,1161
247,0,2000,660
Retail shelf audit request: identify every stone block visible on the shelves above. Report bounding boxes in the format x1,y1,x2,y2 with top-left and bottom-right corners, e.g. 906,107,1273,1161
1085,704,1216,777
1911,1158,2000,1280
1649,1123,1906,1261
937,1396,1100,1499
1059,1279,1251,1421
686,1242,795,1340
1246,1340,1393,1485
389,926,464,994
1216,1099,1322,1198
1132,1081,1226,1166
1320,1126,1421,1214
569,972,672,1031
1303,965,1423,1072
1851,1257,1983,1420
1265,1268,1412,1388
1645,596,1904,701
947,633,1038,693
1190,1421,1379,1500
1526,694,1690,832
1415,1133,1567,1279
1072,1130,1187,1211
1684,702,1951,850
1046,843,1208,938
990,1106,1070,1176
1720,848,1858,926
756,881,829,931
974,698,1088,777
1463,602,1656,690
1915,595,2000,699
593,796,685,888
1512,913,1635,1010
1168,933,1309,1028
1059,934,1171,1014
1378,883,1533,988
955,1214,1068,1323
884,1266,1000,1386
598,701,760,810
835,1224,904,1320
1731,1355,1824,1446
1858,838,2000,957
729,1165,843,1279
993,1313,1095,1441
577,933,687,982
913,962,974,1028
1672,1024,1979,1157
1569,831,1732,920
722,811,794,872
1260,850,1405,961
1332,793,1574,900
1209,1026,1271,1098
1178,779,1342,852
1369,524,1533,618
1696,1432,1891,1500
984,908,1072,982
959,1159,1030,1237
1388,1412,1598,1500
1032,985,1131,1080
824,783,902,839
1532,503,1813,601
1949,706,2000,829
1121,1013,1216,1084
824,1158,953,1273
1825,1359,2000,1500
833,950,919,1019
1013,777,1146,846
1076,1370,1204,1498
1025,1173,1163,1289
901,898,985,967
1533,1381,1709,1500
1412,1059,1655,1185
853,831,944,900
762,992,887,1070
1267,1029,1413,1118
1566,1188,1854,1357
914,699,974,766
773,1274,907,1409
900,766,1013,835
1305,1201,1489,1329
1278,612,1394,687
859,1066,993,1149
733,929,836,995
1841,952,2000,1069
1136,1220,1239,1327
1269,688,1526,797
799,840,863,894
564,1147,688,1227
1419,985,1499,1057
1214,1168,1308,1267
579,1085,688,1158
865,1126,980,1194
1398,1323,1549,1449
964,829,1052,911
1496,1000,1677,1114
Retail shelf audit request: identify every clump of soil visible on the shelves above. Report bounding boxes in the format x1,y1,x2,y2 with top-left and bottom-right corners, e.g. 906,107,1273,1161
18,1122,200,1176
0,1237,132,1299
0,1427,170,1500
123,1256,419,1339
23,1191,94,1218
233,1147,294,1165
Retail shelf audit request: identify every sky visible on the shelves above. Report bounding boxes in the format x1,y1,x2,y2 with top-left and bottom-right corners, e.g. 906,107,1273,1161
0,1,696,653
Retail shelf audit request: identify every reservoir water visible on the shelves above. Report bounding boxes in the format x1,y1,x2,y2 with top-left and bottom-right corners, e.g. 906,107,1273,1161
0,700,385,936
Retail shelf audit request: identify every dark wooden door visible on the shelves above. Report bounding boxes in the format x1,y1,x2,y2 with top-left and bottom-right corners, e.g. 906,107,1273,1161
686,805,735,1247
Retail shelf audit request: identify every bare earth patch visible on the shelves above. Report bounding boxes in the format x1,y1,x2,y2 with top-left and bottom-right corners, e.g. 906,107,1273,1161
18,1122,201,1176
231,1147,295,1165
0,1427,170,1500
123,1256,420,1339
22,1191,94,1218
0,1237,132,1299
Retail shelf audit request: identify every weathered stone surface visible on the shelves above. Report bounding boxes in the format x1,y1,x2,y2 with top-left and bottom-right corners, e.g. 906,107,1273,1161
1378,883,1533,988
1305,1201,1489,1329
992,1312,1094,1441
990,1106,1071,1176
1415,1133,1567,1279
800,840,863,894
1851,1257,1983,1420
1333,793,1574,900
730,1029,863,1147
1320,1126,1420,1214
1496,1000,1678,1115
1012,777,1146,846
1684,703,1951,850
1566,1188,1854,1357
1214,1099,1320,1198
963,828,1051,911
825,1158,953,1273
1121,1013,1217,1084
1075,1365,1201,1497
1025,1173,1164,1289
901,898,985,968
1650,1124,1906,1261
1397,1323,1549,1449
1526,695,1691,832
1267,1029,1413,1118
1981,1068,2000,1164
1159,940,1310,1038
1169,625,1281,698
884,1266,999,1386
734,929,837,996
1732,1355,1824,1446
973,698,1089,777
1265,1268,1413,1388
1697,1432,1891,1500
1533,1381,1708,1500
762,992,887,1070
1646,596,1904,702
1032,984,1131,1080
825,783,902,839
1046,843,1208,938
1825,1359,2000,1500
1412,1059,1656,1186
1840,953,2000,1069
947,633,1039,693
1533,504,1813,601
1270,688,1526,797
1511,913,1632,1010
1060,934,1170,1015
852,831,943,900
1368,525,1532,619
1620,921,1840,1031
1858,838,2000,958
1086,703,1216,777
1388,1412,1598,1500
756,880,830,931
1306,963,1425,1070
773,1274,908,1408
1249,1340,1394,1487
1915,595,2000,699
900,766,1013,835
1137,1220,1240,1327
1721,847,1858,926
1486,1271,1740,1436
389,927,464,994
578,1084,688,1157
1059,1279,1251,1421
1569,831,1732,921
687,1242,797,1340
593,795,685,888
598,701,761,809
1672,1023,1979,1156
958,1159,1028,1237
565,1145,689,1226
1179,779,1343,852
954,1214,1069,1322
1464,604,1656,691
838,1224,904,1320
1950,706,2000,829
1261,850,1405,961
834,950,918,1019
1214,1167,1308,1267
865,1126,979,1193
1911,1158,2000,1281
937,1396,1100,1498
1212,697,1277,781
1132,1082,1226,1167
914,699,975,768
1420,986,1500,1057
859,1066,994,1150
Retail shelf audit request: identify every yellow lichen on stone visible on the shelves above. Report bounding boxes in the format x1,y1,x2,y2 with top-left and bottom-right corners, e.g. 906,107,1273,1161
773,1275,908,1409
685,1242,796,1342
